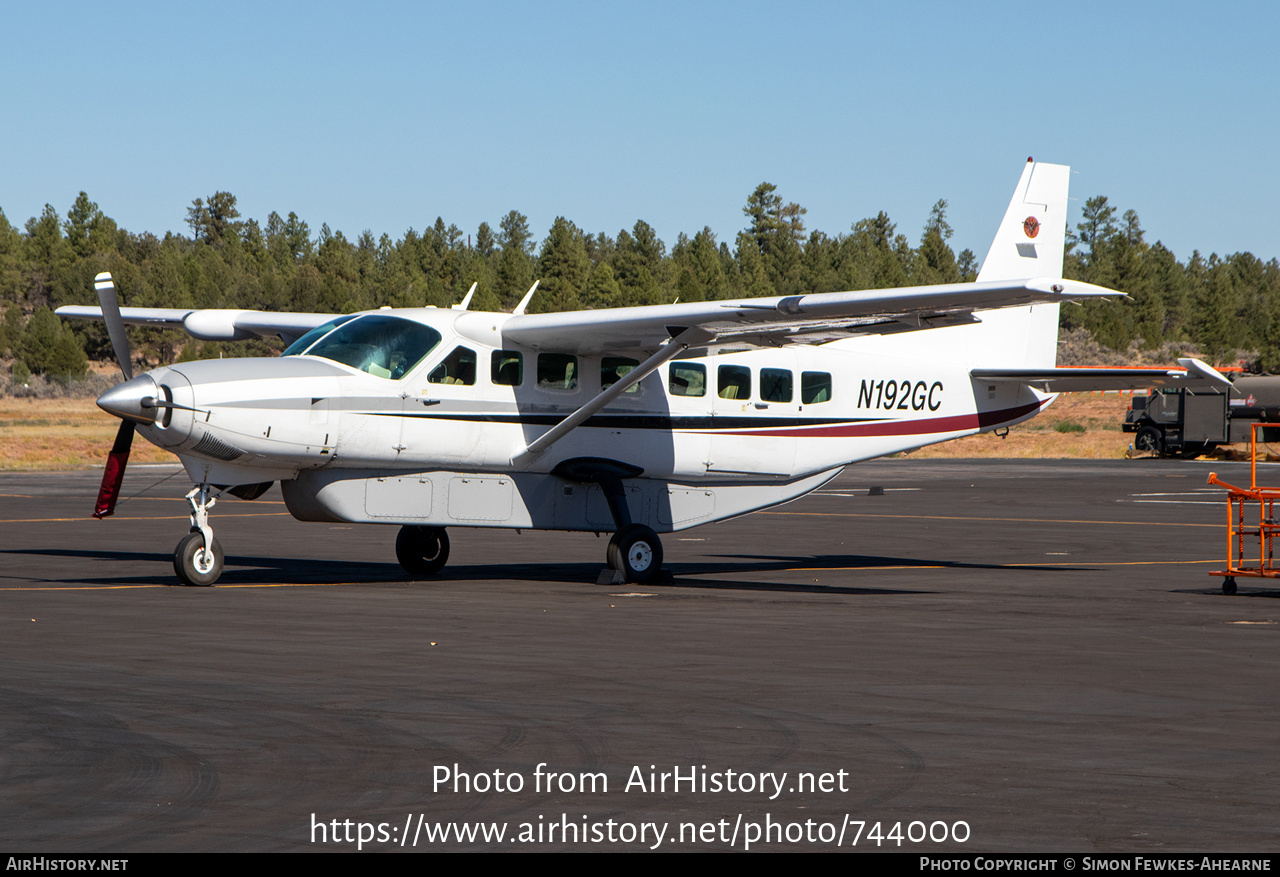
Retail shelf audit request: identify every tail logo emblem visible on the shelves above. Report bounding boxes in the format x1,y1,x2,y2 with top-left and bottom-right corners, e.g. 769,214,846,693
1023,216,1040,238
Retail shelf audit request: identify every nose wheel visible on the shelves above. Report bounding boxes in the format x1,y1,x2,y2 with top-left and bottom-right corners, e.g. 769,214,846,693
174,531,224,586
174,484,224,586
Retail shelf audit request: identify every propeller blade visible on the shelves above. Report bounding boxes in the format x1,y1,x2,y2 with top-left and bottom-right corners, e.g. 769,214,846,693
94,272,132,381
93,420,135,519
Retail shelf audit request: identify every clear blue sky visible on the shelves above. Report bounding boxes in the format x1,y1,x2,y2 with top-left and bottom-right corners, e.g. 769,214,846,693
2,1,1276,266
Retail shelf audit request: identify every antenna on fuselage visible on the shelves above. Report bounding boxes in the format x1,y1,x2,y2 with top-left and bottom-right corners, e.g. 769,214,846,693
452,282,478,311
512,280,540,316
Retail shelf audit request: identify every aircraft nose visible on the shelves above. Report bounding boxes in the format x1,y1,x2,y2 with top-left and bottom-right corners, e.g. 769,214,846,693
97,374,160,424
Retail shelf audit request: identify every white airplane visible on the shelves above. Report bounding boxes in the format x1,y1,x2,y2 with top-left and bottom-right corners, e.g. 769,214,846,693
58,160,1229,586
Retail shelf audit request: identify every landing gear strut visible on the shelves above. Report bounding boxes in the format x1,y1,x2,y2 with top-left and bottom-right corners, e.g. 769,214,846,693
550,458,668,585
595,471,663,584
174,484,224,586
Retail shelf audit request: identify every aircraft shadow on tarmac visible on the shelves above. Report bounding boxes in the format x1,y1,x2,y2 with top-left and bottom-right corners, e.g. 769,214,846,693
4,547,1096,595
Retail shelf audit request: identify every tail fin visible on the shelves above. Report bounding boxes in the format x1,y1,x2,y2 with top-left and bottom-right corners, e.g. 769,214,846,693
977,159,1069,282
974,159,1070,368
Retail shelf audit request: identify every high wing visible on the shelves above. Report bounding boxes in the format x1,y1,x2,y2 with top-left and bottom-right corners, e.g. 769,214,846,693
56,304,338,345
501,277,1118,354
57,276,1118,354
973,358,1235,393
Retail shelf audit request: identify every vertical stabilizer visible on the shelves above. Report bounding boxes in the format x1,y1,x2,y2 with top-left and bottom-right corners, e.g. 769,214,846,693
974,159,1070,368
977,159,1069,282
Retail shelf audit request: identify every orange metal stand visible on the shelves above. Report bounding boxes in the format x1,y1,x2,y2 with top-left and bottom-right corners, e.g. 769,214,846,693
1207,422,1280,594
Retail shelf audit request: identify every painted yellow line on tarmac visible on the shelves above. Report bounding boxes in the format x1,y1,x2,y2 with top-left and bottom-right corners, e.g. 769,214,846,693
783,558,1220,572
0,513,293,524
211,581,381,589
0,584,170,591
761,511,1218,528
0,580,373,592
786,565,946,571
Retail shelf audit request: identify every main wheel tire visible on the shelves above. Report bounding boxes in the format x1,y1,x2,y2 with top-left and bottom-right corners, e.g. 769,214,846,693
1134,426,1164,455
613,524,663,584
395,526,450,576
173,532,224,587
605,531,624,570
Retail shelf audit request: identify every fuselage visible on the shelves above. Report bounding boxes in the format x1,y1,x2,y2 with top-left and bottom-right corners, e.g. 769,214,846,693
99,305,1051,532
113,307,1047,481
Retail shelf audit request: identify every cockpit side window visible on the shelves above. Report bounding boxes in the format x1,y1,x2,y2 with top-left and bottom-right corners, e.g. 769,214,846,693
428,346,477,385
282,315,357,356
491,350,523,386
304,315,442,380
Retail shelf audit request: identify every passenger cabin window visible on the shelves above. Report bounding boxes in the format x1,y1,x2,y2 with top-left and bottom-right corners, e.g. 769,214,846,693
537,353,578,390
304,315,441,380
428,346,477,385
760,368,793,403
668,362,706,397
491,350,523,386
801,371,833,404
602,356,640,394
718,365,751,400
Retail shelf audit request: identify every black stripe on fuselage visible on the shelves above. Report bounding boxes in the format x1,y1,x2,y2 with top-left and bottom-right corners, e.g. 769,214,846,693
360,411,886,430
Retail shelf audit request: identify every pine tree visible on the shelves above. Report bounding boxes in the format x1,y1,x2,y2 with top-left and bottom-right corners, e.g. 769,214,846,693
534,217,590,312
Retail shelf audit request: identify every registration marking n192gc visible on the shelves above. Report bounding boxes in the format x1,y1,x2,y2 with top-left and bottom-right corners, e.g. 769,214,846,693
857,379,943,412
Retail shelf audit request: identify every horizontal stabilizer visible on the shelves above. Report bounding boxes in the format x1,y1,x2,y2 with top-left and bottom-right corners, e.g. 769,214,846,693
972,358,1234,393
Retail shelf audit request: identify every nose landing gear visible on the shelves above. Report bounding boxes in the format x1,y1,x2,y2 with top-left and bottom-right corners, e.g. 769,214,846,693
174,484,224,586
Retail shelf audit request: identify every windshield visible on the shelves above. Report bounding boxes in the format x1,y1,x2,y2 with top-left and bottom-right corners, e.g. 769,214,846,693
282,315,357,356
303,314,442,380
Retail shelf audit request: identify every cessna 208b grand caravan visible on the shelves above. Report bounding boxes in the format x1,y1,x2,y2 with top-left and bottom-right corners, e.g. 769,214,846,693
58,160,1228,586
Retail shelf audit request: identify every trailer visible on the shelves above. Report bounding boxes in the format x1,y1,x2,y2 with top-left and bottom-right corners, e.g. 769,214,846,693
1207,423,1280,594
1123,375,1280,457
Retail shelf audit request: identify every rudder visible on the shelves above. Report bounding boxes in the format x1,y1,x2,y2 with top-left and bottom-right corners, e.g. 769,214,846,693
975,159,1070,368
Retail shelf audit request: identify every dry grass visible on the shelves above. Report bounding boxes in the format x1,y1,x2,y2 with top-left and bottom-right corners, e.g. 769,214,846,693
910,393,1137,459
0,397,178,470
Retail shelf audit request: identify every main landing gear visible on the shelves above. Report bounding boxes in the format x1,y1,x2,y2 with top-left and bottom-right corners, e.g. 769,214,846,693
174,484,224,586
395,525,451,577
606,523,664,584
590,469,665,585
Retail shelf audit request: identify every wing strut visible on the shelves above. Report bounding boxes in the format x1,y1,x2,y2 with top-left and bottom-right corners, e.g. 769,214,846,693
511,326,714,467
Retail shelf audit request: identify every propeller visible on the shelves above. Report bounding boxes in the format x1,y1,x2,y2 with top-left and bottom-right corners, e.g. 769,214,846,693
92,272,136,519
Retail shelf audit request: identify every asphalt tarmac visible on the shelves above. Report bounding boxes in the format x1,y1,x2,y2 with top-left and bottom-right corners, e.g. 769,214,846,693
1,458,1276,852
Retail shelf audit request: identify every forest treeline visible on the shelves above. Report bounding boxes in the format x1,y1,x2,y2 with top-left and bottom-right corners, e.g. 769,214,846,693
1,185,1278,379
